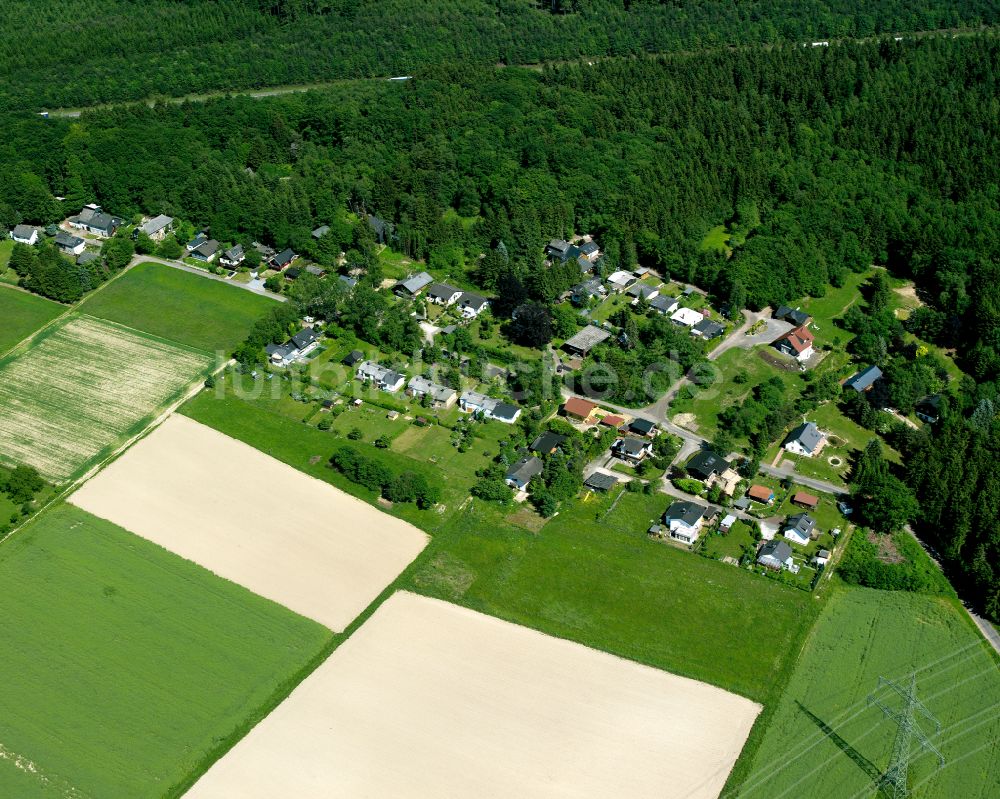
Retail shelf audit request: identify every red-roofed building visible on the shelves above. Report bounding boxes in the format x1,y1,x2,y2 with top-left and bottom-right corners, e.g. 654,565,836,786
748,484,775,504
791,491,819,509
773,325,815,362
564,396,598,421
600,414,625,428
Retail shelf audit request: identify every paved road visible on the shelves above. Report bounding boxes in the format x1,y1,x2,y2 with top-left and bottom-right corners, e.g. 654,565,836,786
130,255,286,301
759,462,847,497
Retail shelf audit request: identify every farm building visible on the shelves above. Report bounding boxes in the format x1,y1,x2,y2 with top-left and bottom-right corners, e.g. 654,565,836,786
783,422,825,457
563,326,611,357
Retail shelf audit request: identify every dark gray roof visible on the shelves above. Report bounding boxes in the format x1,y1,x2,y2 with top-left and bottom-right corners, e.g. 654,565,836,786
784,422,824,454
427,282,461,301
76,251,99,265
650,295,679,313
311,225,330,238
290,329,317,350
546,239,571,256
580,241,599,256
305,264,326,277
616,437,650,456
223,244,244,261
339,275,358,289
54,232,83,248
845,365,883,392
758,539,793,565
11,224,36,239
344,349,364,365
626,283,658,299
530,431,567,454
506,456,544,484
733,496,752,511
775,306,811,326
628,418,656,435
693,319,725,339
490,402,521,422
192,239,219,258
563,325,611,354
271,248,296,268
784,513,816,538
665,500,707,526
458,291,488,310
686,450,728,479
395,271,433,295
584,472,619,491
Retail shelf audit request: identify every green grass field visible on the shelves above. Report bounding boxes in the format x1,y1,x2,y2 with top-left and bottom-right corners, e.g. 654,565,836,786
798,269,870,349
0,315,213,480
78,262,276,352
0,504,332,798
0,286,63,355
729,586,1000,799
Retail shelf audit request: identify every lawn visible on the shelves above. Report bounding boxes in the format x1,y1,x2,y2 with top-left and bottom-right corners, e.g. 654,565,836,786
77,261,276,352
797,269,871,349
0,286,63,355
728,586,1000,799
406,490,819,704
0,315,213,481
0,504,332,799
700,224,732,255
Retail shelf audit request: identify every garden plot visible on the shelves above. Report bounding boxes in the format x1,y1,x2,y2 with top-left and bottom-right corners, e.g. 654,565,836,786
0,315,212,481
70,415,428,632
187,591,761,799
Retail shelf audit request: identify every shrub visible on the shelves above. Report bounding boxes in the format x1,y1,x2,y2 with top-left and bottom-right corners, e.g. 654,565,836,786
672,477,704,495
347,428,363,440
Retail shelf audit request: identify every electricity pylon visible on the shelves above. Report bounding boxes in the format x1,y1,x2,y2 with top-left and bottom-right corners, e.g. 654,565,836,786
867,674,945,799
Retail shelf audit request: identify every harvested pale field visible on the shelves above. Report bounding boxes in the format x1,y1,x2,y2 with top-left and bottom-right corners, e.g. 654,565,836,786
70,415,428,632
0,314,212,480
188,591,761,799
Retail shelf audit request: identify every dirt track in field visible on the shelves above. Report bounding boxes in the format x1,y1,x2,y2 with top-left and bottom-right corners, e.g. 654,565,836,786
187,591,761,798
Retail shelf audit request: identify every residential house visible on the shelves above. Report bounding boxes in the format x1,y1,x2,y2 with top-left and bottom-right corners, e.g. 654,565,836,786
584,472,619,492
649,295,680,315
265,328,319,367
813,549,831,567
686,450,728,481
10,224,38,245
748,485,775,504
758,539,794,570
139,215,173,241
311,225,330,239
458,391,521,423
305,264,326,278
190,239,220,262
356,360,406,393
394,271,434,297
339,275,358,291
692,319,725,340
285,267,302,280
253,241,275,260
664,500,708,544
613,437,653,463
773,306,812,327
579,240,600,261
265,342,298,366
563,325,611,357
545,239,572,260
783,422,826,457
68,204,122,237
915,394,942,424
671,307,703,328
572,278,606,305
844,365,883,393
186,233,208,251
407,375,457,408
606,270,637,292
76,251,99,266
270,248,297,271
783,513,816,546
773,325,815,362
367,214,395,245
600,414,625,429
505,456,544,491
219,245,245,269
791,491,819,510
426,283,463,306
457,292,489,318
626,283,659,303
530,431,567,455
489,401,522,424
53,232,85,256
563,396,597,421
627,417,657,437
720,514,737,533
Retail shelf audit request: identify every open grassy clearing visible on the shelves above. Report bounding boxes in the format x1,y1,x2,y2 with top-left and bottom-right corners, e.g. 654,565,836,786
700,223,732,254
71,415,427,632
182,382,818,704
0,314,213,481
77,261,275,352
729,586,1000,799
797,269,871,349
0,286,63,355
0,503,332,799
190,591,761,799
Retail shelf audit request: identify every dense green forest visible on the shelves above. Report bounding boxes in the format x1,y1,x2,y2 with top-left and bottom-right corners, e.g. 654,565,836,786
0,35,997,613
1,0,997,110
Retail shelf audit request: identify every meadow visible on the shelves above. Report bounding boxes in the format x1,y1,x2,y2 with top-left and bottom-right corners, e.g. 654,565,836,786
0,315,212,480
0,504,332,799
77,262,276,352
728,586,1000,799
0,286,62,355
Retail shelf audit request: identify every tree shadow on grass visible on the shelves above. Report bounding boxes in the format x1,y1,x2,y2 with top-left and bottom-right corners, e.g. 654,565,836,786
795,700,883,784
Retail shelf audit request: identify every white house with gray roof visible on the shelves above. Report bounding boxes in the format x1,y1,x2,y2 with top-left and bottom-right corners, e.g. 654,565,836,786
783,422,826,457
356,361,405,392
407,375,457,408
140,215,173,241
426,283,462,306
664,500,709,544
457,291,489,318
783,513,816,546
758,539,794,570
10,224,39,245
